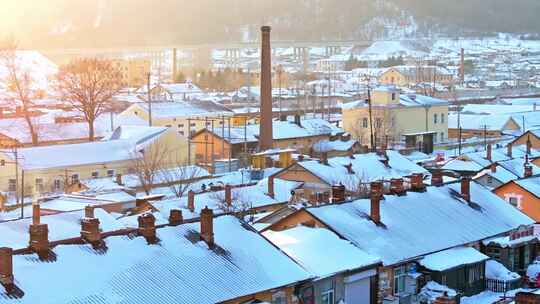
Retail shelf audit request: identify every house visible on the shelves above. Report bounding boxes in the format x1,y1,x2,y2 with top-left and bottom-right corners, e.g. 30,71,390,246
0,209,312,303
512,129,540,151
483,225,540,274
111,58,151,88
119,100,233,137
190,116,343,164
263,178,533,301
378,65,455,87
447,113,521,139
271,150,427,204
342,86,449,148
311,134,362,158
264,226,381,304
493,175,540,221
0,126,190,197
142,82,203,101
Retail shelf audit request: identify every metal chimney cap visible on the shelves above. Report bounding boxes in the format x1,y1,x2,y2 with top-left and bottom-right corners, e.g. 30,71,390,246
261,26,272,32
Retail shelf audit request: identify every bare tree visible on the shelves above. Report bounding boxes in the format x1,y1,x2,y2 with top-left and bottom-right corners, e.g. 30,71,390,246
160,163,203,198
210,190,253,217
0,39,40,145
129,141,171,195
56,58,122,141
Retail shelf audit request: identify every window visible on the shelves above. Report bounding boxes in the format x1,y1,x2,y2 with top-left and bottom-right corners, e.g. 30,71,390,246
391,92,396,100
91,171,99,179
8,179,16,192
441,113,445,123
487,176,493,184
107,170,115,177
190,123,196,127
71,174,79,185
321,289,334,304
394,266,406,295
134,111,138,116
375,118,382,129
53,179,62,192
362,117,368,128
440,132,445,142
35,178,44,192
433,133,438,143
178,124,184,128
165,124,172,128
434,113,438,124
509,197,519,207
179,131,185,136
271,291,287,304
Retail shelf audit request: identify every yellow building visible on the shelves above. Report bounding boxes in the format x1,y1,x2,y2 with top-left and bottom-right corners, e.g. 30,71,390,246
342,86,449,147
378,65,454,87
0,126,190,197
112,58,151,88
119,101,234,138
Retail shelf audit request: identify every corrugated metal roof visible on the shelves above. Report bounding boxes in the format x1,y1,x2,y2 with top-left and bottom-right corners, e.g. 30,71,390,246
0,216,310,304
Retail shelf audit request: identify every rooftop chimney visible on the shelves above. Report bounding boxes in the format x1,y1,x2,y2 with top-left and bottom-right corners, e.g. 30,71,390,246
169,209,183,226
294,114,302,127
187,190,195,213
29,222,49,260
200,207,214,248
507,144,513,158
331,184,346,203
116,173,123,186
81,217,101,245
348,150,355,159
320,152,329,165
390,178,406,195
0,247,13,288
32,203,40,225
84,205,94,218
259,26,273,151
461,177,471,202
431,171,443,187
527,136,532,155
224,184,232,207
524,162,533,178
298,154,305,162
370,181,383,225
486,144,492,161
138,213,157,244
490,163,497,173
344,163,354,174
410,173,426,192
268,175,275,199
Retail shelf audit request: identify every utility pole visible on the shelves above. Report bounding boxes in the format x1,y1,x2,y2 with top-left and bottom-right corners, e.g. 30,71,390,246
20,169,24,219
367,87,375,152
147,72,152,127
14,148,19,215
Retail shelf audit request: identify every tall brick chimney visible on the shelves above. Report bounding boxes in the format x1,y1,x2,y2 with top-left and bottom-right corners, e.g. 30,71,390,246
0,247,13,288
224,184,232,207
486,144,492,161
460,48,465,83
200,207,214,248
138,213,157,244
461,177,471,202
29,222,49,260
259,26,273,151
169,209,183,226
187,190,195,213
370,181,383,225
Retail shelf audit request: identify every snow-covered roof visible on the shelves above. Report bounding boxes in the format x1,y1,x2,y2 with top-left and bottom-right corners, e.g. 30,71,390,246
264,226,380,278
8,126,168,170
151,178,301,221
295,151,427,190
485,260,520,281
515,176,540,199
342,92,448,110
0,215,311,303
159,83,202,95
0,208,122,250
129,100,232,119
205,118,343,144
383,65,454,77
305,181,533,265
419,247,489,272
312,138,357,153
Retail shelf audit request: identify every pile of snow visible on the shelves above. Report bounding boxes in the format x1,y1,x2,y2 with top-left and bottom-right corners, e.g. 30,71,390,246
418,281,457,303
527,259,540,283
486,260,520,281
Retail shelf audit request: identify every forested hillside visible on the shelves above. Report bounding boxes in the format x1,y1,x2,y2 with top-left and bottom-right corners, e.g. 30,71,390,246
3,0,540,48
